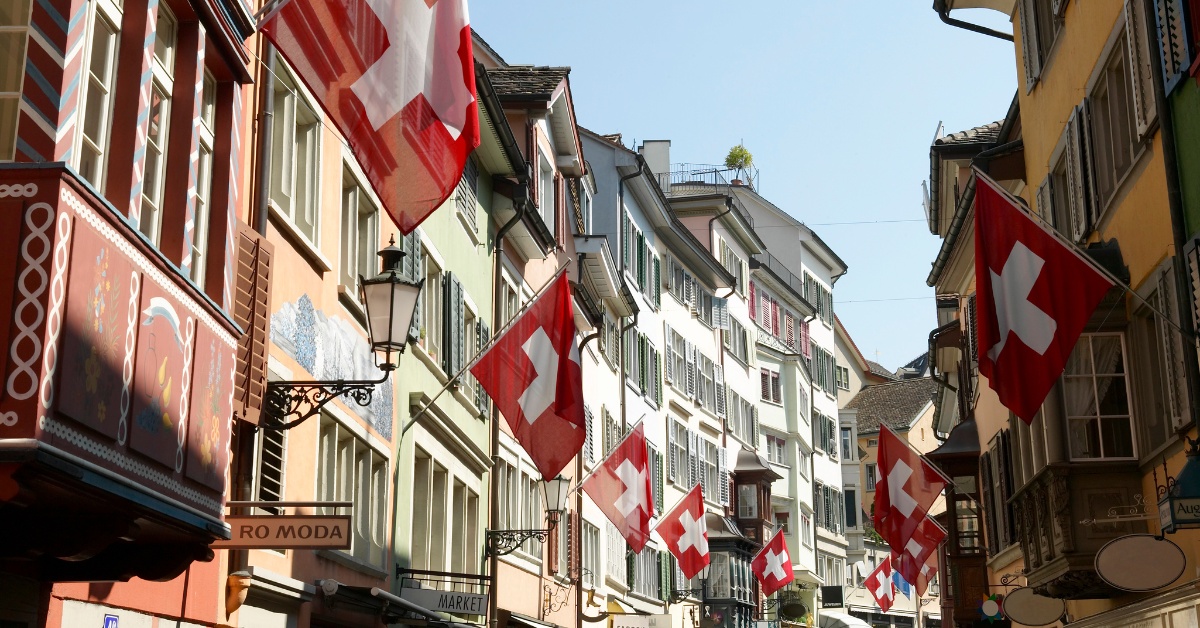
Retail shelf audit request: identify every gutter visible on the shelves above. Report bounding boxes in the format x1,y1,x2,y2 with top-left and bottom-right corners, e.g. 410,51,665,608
933,0,1014,41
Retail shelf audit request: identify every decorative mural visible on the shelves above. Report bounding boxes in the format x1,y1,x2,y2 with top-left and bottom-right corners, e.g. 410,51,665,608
186,336,234,491
271,295,393,439
129,282,194,470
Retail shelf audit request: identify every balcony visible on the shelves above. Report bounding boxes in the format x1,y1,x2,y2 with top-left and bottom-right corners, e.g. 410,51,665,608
1011,462,1144,599
666,163,759,197
0,164,238,581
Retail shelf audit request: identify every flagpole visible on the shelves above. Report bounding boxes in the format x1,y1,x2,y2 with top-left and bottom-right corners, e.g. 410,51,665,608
253,0,294,31
970,166,1197,345
398,259,574,444
880,424,955,486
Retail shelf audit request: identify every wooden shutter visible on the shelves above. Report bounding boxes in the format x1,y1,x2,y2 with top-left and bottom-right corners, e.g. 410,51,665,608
967,294,979,369
771,299,780,336
476,320,491,415
1126,0,1158,138
980,451,997,554
1063,109,1089,242
1154,0,1191,93
697,438,708,495
622,212,630,269
407,234,424,341
637,231,646,289
785,313,795,349
749,281,757,321
715,365,727,417
1051,0,1068,16
687,431,698,488
653,347,662,407
686,342,697,399
656,448,665,512
638,334,648,393
1157,260,1191,429
1078,100,1102,227
233,224,273,425
584,405,595,464
751,406,760,446
1186,240,1200,350
664,324,674,384
718,447,729,506
444,274,465,373
668,421,678,482
761,368,771,400
1019,0,1042,89
659,552,670,602
801,319,811,358
654,255,662,307
1036,177,1054,225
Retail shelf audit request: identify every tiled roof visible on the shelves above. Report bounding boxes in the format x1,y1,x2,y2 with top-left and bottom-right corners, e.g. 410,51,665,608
865,360,898,381
847,378,939,434
934,121,1003,147
486,66,570,100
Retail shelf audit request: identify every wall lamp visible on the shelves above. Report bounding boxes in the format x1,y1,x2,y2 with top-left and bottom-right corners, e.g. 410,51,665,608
261,237,423,431
484,475,572,558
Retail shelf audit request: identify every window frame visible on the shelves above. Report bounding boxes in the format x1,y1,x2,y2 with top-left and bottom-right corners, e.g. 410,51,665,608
269,60,323,247
137,4,177,246
1064,332,1137,462
76,0,123,189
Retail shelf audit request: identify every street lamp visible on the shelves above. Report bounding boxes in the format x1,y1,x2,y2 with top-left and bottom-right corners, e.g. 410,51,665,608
485,475,572,557
261,236,423,431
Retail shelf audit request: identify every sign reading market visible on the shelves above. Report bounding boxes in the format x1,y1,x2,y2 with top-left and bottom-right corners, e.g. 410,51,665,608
213,515,352,549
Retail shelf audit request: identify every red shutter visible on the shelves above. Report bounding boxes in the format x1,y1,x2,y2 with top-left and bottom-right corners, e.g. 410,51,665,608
801,320,811,359
749,282,757,321
785,313,795,349
233,223,274,425
761,369,771,400
771,299,780,336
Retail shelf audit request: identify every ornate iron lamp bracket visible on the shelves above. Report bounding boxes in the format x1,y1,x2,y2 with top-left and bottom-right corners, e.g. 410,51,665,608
262,370,390,431
485,527,553,558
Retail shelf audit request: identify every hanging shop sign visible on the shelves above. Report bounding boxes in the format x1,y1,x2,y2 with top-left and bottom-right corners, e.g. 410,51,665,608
1094,534,1186,592
1158,495,1200,534
1002,587,1064,627
399,587,488,616
819,585,843,608
211,515,351,549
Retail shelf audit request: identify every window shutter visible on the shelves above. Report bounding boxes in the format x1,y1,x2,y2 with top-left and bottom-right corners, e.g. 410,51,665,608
622,212,630,269
752,406,760,446
639,334,648,393
664,324,674,384
761,369,770,400
233,224,274,425
687,431,698,488
657,449,665,513
1186,240,1200,346
785,313,795,349
684,275,694,311
626,548,635,590
1036,177,1054,225
718,447,729,506
749,281,757,321
713,297,730,330
476,320,491,415
637,231,647,288
771,299,780,336
715,365,727,417
802,319,811,358
668,422,678,482
967,294,979,369
1051,0,1068,16
659,551,670,602
686,342,697,399
654,255,662,308
1063,109,1089,242
442,274,453,372
1018,0,1042,89
1157,261,1191,429
454,276,465,372
1078,99,1102,227
584,405,595,464
697,438,708,495
1126,0,1158,138
653,347,663,407
1154,0,1191,93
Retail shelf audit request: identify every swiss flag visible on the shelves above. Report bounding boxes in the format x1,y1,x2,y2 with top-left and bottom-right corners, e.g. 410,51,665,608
581,422,655,553
873,425,947,557
865,555,896,613
974,171,1113,422
751,528,795,596
656,485,710,579
914,553,939,598
261,0,479,234
471,273,584,480
891,516,946,587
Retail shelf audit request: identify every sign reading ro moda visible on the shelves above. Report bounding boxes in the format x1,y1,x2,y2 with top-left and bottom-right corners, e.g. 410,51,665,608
400,587,489,615
212,515,352,549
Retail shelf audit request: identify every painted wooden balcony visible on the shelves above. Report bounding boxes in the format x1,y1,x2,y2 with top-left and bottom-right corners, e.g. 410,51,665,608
0,164,239,581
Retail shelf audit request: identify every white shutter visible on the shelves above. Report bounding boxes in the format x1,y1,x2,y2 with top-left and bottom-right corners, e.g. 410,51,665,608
686,342,697,399
1079,99,1101,227
1018,0,1041,90
751,407,760,447
697,438,708,495
1154,0,1191,92
687,431,698,488
718,447,729,506
715,365,727,418
668,422,678,481
1157,260,1191,429
1064,107,1089,242
713,297,730,330
1036,177,1054,225
1126,0,1157,138
585,406,596,464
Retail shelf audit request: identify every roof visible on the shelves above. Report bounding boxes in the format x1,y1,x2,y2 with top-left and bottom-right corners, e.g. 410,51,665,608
933,120,1003,148
847,378,939,434
865,360,898,381
485,66,570,100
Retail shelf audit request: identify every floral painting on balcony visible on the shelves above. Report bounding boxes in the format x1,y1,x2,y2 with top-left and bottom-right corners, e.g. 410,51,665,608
59,226,135,442
129,282,192,470
186,335,234,491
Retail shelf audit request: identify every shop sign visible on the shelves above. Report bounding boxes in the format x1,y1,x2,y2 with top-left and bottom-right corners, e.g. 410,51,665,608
103,616,118,628
400,587,489,615
211,515,351,549
1158,496,1200,534
820,585,843,608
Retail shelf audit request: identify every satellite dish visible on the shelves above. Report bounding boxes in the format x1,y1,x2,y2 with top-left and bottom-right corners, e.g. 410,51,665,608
1095,534,1186,592
1003,587,1065,626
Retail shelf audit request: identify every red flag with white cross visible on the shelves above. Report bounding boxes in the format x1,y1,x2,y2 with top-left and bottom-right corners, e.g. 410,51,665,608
973,171,1113,422
865,555,896,613
656,484,710,579
261,0,479,234
891,516,946,587
751,527,795,596
873,425,948,557
581,422,655,553
914,553,939,598
471,273,584,480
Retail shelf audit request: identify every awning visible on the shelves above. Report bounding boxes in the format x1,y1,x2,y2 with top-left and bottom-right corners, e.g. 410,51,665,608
606,599,637,615
817,611,871,628
318,580,476,628
507,612,562,628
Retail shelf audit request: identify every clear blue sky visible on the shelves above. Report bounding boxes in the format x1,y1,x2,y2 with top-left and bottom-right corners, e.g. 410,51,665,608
471,2,1017,372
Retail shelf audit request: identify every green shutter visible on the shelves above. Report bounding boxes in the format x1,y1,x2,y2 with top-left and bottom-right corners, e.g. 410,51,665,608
659,551,669,602
654,255,662,308
627,547,636,589
639,335,648,392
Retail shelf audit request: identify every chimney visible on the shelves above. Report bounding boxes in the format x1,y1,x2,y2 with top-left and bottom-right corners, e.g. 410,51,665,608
638,140,671,190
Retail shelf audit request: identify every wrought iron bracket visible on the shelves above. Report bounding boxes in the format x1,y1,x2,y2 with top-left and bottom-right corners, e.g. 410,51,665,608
1079,493,1156,526
669,586,705,604
484,526,553,558
261,370,391,431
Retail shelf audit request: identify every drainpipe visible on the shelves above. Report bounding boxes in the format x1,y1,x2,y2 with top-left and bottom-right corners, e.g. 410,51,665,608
932,0,1014,41
1142,0,1200,434
617,168,640,433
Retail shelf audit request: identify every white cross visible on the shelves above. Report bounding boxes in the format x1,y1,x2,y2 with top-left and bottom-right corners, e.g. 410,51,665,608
615,459,647,518
763,547,789,582
905,537,927,560
518,327,558,423
887,459,919,518
874,568,894,601
677,510,708,556
350,0,475,138
987,241,1057,361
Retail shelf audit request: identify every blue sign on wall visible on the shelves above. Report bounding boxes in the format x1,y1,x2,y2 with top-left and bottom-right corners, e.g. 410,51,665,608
103,615,118,628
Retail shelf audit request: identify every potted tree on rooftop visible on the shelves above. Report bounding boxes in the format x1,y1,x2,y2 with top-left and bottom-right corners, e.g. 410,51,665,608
724,144,753,187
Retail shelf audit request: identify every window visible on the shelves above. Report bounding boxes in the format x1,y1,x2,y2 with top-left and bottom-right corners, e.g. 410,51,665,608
319,416,389,568
1018,0,1064,88
723,319,749,364
77,0,121,188
137,5,176,245
422,256,443,359
582,522,600,586
774,512,790,534
0,0,31,160
803,272,834,326
801,513,813,547
841,428,852,460
866,463,877,491
254,426,286,515
1090,34,1138,207
1131,262,1190,455
669,420,687,483
704,440,719,497
579,183,592,234
606,522,627,585
761,368,781,404
728,392,758,446
836,366,850,391
867,438,878,447
632,545,661,599
340,167,380,295
270,61,321,244
845,489,857,528
738,484,758,519
814,482,844,535
190,73,216,288
1065,333,1135,460
538,154,555,236
766,435,786,465
798,448,810,478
